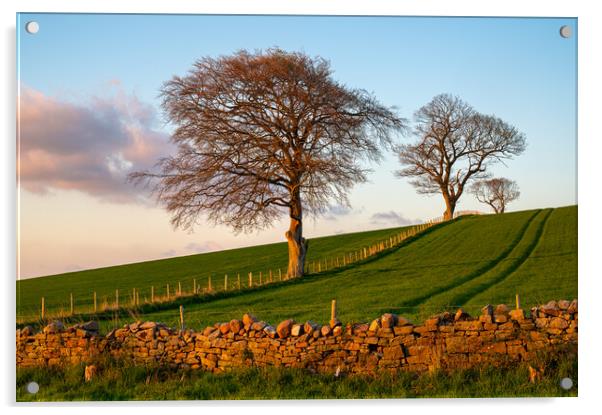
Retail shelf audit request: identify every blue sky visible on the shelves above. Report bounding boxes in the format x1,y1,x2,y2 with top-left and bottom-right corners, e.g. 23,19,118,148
17,14,577,277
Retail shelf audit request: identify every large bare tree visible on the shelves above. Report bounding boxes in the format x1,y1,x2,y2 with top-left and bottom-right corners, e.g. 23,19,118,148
470,177,520,214
396,94,526,220
131,49,405,278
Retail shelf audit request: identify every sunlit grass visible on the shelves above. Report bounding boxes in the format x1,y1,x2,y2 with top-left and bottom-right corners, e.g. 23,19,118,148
17,206,577,334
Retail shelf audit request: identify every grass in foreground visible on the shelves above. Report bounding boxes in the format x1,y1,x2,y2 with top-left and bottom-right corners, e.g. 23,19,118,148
16,349,577,401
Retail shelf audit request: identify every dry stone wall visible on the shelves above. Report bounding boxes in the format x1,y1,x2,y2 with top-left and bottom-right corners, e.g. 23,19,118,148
16,300,577,374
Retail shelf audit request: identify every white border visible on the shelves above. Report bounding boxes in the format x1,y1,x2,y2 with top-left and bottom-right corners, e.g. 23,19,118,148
2,1,600,413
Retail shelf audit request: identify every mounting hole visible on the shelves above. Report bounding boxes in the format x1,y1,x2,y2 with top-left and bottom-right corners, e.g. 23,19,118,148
26,381,39,394
559,25,572,39
25,21,39,34
560,377,573,390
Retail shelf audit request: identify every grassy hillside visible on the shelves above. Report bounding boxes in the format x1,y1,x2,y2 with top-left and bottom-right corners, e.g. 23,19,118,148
17,225,411,321
467,206,577,306
17,206,577,331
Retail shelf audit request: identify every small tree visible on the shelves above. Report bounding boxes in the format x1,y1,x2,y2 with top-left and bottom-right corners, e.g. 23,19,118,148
131,49,405,278
396,94,526,220
470,178,520,214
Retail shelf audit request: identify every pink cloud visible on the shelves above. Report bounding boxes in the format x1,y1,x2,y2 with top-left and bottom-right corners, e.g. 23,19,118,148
18,86,174,203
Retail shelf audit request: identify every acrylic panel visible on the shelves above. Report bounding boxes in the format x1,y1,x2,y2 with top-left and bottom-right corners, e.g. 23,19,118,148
16,13,577,401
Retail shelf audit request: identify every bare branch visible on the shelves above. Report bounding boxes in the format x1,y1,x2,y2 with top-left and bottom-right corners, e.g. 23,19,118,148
469,177,520,214
129,48,406,277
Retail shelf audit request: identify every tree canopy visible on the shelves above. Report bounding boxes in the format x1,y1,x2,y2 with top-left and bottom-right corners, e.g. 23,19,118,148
131,49,406,277
396,94,526,220
470,177,520,214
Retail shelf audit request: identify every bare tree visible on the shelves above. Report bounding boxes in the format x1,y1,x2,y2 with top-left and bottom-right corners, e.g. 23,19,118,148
396,94,526,220
131,49,405,278
470,178,520,214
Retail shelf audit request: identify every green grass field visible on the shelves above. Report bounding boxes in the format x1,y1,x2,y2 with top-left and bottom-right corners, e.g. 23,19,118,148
16,347,577,400
17,206,577,333
17,225,411,321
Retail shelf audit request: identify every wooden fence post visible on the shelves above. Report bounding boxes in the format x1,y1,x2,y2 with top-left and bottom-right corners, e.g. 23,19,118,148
70,293,74,315
248,272,253,287
167,284,170,300
259,271,263,285
515,294,521,309
193,279,196,294
151,286,154,303
278,268,282,281
269,269,273,283
136,290,139,306
208,276,212,292
178,281,182,297
115,289,119,309
179,305,185,330
237,273,241,289
331,299,337,322
224,274,228,291
93,292,97,313
41,297,45,320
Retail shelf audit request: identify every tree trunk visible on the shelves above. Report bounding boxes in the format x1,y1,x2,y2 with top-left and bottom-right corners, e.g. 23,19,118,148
488,202,502,214
285,192,308,278
442,193,456,221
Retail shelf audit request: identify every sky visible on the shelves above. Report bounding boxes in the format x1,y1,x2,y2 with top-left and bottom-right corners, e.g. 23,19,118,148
16,14,577,279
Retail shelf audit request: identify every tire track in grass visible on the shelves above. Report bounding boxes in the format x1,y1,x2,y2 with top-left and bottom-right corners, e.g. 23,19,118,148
458,208,554,308
395,209,542,312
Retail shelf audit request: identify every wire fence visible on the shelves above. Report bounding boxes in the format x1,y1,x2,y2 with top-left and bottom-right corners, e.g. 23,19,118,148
20,291,553,335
